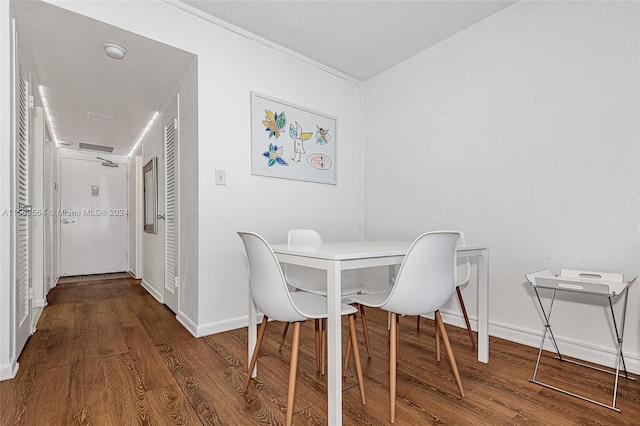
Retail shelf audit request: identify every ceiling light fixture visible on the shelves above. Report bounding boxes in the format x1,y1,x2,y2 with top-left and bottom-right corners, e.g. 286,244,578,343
38,85,60,146
103,42,127,60
129,111,160,157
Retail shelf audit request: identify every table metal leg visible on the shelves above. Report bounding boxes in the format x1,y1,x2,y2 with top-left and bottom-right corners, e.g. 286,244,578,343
531,288,561,381
326,261,342,425
608,288,636,409
529,286,635,412
477,248,490,363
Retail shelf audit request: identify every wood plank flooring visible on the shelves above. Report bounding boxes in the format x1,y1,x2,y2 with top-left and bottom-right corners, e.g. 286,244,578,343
1,277,638,425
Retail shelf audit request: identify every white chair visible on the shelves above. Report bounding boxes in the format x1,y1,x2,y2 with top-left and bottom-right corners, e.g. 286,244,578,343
238,232,365,426
280,229,372,365
417,232,476,348
283,229,365,296
349,231,464,424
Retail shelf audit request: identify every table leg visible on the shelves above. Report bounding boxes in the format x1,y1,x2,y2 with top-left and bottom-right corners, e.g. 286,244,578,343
326,260,342,425
477,249,489,363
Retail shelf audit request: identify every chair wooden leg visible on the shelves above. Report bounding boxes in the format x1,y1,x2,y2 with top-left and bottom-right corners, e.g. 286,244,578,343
348,314,366,405
342,331,351,377
359,304,372,358
286,322,302,426
396,315,400,362
314,319,321,373
435,317,441,362
321,318,326,375
435,311,464,398
279,322,290,353
244,315,269,393
456,286,476,349
417,315,421,331
389,312,397,423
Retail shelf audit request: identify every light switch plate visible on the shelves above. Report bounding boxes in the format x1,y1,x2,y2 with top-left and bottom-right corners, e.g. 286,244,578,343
215,169,226,185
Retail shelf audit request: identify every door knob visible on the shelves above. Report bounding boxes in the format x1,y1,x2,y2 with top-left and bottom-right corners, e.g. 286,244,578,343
62,218,76,224
157,214,165,220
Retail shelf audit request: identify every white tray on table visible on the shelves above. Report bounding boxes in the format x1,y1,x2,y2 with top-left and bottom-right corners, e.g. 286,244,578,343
525,269,630,296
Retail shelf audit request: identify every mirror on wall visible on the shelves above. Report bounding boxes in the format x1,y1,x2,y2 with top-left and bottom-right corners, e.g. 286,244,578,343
143,157,157,234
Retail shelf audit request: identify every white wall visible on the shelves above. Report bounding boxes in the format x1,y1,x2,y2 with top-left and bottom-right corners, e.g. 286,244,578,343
193,24,363,336
0,0,15,380
363,1,639,372
43,123,56,293
50,130,59,287
139,74,186,305
128,144,143,280
127,149,138,278
176,59,198,326
30,106,45,309
141,115,165,302
46,1,364,335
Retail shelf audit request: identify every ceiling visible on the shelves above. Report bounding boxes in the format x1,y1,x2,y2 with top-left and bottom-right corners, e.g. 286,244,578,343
12,1,515,157
183,1,516,81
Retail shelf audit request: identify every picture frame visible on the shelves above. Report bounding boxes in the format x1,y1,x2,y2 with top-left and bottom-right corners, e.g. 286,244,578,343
251,92,337,184
143,157,157,234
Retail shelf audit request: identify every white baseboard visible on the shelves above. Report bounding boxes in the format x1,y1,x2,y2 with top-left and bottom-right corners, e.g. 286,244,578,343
489,318,640,375
0,357,18,381
141,279,163,303
127,270,141,279
32,298,46,309
437,309,640,375
191,313,266,338
31,306,45,333
176,311,199,337
169,304,640,376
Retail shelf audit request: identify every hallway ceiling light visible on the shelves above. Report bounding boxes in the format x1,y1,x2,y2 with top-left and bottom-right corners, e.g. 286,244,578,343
103,42,127,60
38,84,60,146
129,111,160,157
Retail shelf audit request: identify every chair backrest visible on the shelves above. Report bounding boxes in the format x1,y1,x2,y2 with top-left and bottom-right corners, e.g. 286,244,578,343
457,232,471,286
288,229,323,246
237,232,307,323
283,229,326,290
382,231,461,316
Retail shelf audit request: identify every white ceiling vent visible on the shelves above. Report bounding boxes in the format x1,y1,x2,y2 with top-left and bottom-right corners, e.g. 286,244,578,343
78,142,114,153
87,111,114,123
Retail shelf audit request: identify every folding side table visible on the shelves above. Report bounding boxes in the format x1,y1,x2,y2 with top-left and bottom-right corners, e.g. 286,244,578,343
525,269,637,412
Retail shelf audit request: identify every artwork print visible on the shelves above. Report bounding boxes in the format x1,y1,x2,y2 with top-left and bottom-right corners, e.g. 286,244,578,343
251,92,337,184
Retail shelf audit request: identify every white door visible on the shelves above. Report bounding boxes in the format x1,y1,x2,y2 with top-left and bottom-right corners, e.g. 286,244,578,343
163,118,179,312
14,65,32,354
60,157,128,276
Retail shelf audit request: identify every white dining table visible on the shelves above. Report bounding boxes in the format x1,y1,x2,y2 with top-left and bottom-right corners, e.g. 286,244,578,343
247,240,489,425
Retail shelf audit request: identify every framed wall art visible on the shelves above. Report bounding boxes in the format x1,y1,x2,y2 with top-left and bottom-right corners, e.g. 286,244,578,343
143,157,157,234
251,92,337,184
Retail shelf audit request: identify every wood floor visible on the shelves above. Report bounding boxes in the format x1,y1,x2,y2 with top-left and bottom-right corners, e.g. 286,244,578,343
1,278,638,425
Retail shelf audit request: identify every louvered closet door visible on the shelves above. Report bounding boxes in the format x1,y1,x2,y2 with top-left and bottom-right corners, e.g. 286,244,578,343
163,118,178,313
15,68,32,353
